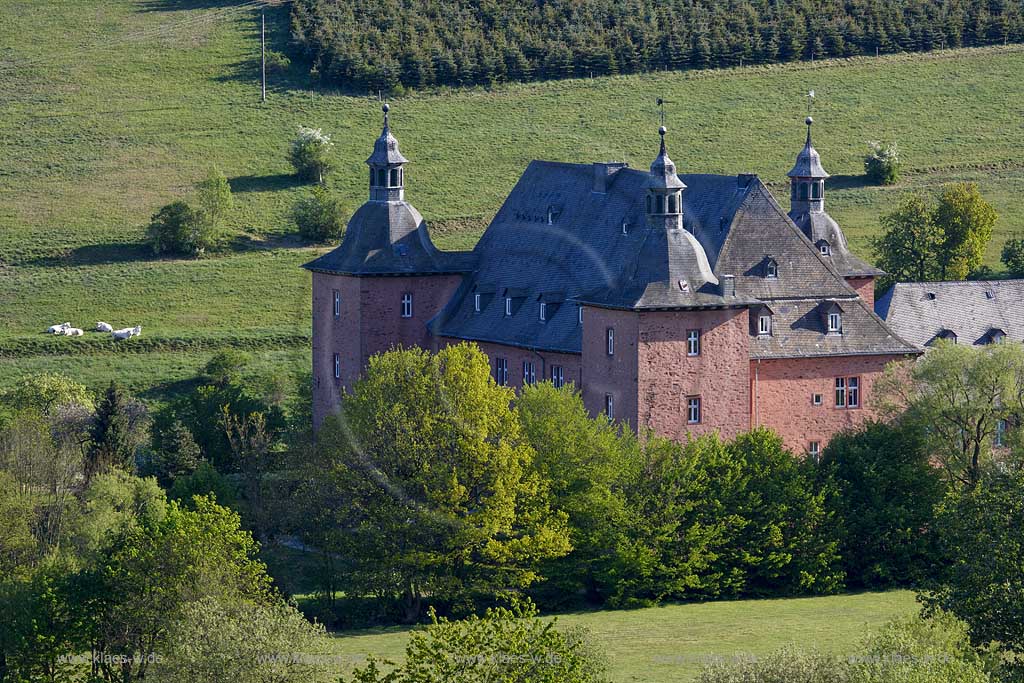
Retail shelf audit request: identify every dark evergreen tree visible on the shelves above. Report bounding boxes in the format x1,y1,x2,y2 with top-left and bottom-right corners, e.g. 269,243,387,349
86,382,140,482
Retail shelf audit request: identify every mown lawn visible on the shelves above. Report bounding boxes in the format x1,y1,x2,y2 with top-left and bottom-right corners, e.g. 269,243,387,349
2,0,1024,394
324,591,919,682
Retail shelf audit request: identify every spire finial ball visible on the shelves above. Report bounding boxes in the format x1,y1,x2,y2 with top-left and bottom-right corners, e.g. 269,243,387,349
805,116,813,126
659,125,667,136
382,103,390,114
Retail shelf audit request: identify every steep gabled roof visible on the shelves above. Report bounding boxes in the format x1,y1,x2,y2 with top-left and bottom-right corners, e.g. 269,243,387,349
877,280,1024,348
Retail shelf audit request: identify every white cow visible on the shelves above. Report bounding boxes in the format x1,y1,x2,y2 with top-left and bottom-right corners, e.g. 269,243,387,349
46,322,71,334
112,326,141,340
95,322,114,333
63,327,84,336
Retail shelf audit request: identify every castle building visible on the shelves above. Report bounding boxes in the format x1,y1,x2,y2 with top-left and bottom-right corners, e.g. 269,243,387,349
304,106,920,454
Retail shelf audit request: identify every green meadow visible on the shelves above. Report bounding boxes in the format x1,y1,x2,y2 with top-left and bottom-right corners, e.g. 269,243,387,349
2,0,1024,393
323,591,919,682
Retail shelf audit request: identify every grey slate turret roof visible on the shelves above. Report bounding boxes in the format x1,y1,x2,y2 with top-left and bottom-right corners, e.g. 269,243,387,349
788,117,829,178
789,211,884,278
877,280,1024,348
366,105,408,166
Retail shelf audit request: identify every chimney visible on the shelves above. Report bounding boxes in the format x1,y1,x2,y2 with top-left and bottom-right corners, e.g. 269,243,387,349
593,162,628,193
720,274,736,297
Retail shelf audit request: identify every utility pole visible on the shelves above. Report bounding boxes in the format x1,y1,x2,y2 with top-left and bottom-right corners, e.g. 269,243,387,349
261,12,267,102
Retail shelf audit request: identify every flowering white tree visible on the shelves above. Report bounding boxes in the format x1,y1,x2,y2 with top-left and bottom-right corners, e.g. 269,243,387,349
289,126,335,184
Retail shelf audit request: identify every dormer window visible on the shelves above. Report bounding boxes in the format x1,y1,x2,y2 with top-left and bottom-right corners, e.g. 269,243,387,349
765,258,778,278
819,242,831,256
578,305,584,325
828,311,842,334
505,297,512,316
474,293,481,313
758,312,772,336
539,302,547,322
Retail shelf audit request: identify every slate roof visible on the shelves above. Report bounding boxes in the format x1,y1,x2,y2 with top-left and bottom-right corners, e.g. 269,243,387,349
366,107,408,166
876,280,1024,348
788,118,829,178
302,201,475,276
433,159,919,359
789,210,884,278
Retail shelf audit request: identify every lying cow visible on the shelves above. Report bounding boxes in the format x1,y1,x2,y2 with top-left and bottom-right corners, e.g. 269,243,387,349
63,327,84,336
46,322,71,334
112,325,142,340
95,322,113,333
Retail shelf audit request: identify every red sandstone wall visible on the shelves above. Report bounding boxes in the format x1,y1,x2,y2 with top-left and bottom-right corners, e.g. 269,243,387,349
580,307,639,429
637,309,751,442
750,354,906,453
311,272,462,429
846,276,875,309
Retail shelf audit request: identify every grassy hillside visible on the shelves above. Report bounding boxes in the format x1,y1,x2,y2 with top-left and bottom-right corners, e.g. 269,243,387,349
325,591,919,682
2,0,1024,394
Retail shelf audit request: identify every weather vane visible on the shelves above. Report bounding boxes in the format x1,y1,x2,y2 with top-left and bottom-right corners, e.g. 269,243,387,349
807,90,815,117
656,97,672,127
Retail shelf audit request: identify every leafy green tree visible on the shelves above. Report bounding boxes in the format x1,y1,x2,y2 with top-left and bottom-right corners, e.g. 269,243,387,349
146,200,213,257
922,467,1024,661
289,126,335,184
348,600,609,683
168,461,239,508
933,182,998,280
315,344,570,621
153,597,330,683
2,372,92,415
819,421,946,587
872,194,943,284
0,470,36,578
195,166,233,236
293,185,346,242
204,349,252,387
516,383,638,606
71,470,167,558
85,382,148,483
879,340,1024,489
1001,234,1024,276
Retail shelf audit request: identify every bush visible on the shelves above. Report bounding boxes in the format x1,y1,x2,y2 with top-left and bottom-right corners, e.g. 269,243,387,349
265,49,291,74
1002,235,1024,276
289,126,335,183
293,185,346,242
194,166,232,236
865,141,901,185
146,200,212,256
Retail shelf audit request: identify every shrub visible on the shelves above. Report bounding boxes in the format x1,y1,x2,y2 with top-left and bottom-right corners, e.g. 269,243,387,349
146,200,212,256
293,185,346,242
289,126,335,183
1002,235,1024,276
194,166,232,236
264,49,291,74
864,141,901,185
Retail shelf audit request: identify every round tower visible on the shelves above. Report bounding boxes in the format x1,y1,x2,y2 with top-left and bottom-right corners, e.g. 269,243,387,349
646,126,687,230
367,103,409,202
788,116,829,216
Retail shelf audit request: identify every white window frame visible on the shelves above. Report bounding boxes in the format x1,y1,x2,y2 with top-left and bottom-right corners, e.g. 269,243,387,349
605,393,614,420
687,396,701,424
996,419,1007,447
808,441,821,460
758,314,772,336
551,365,564,388
835,377,847,408
333,353,341,379
401,293,413,318
687,329,701,356
847,376,860,408
539,302,547,322
495,358,508,386
333,290,341,318
766,260,778,278
474,293,481,313
505,297,512,316
578,305,584,325
828,312,842,334
819,243,830,256
606,328,615,355
522,360,536,385
812,393,823,406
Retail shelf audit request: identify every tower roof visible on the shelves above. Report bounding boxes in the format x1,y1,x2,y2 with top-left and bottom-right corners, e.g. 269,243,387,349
787,117,829,178
366,103,409,167
648,126,686,190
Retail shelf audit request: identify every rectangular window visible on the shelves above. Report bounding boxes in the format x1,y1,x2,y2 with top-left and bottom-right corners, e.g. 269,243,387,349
505,297,512,316
401,293,413,318
758,314,772,336
604,393,614,420
539,302,547,322
578,306,584,325
847,376,860,408
606,328,615,355
522,361,536,385
333,290,341,318
812,393,823,406
687,396,701,424
808,441,821,460
474,293,481,313
835,377,847,407
333,353,341,379
687,329,701,356
495,358,508,386
551,365,564,388
996,419,1007,447
828,312,842,333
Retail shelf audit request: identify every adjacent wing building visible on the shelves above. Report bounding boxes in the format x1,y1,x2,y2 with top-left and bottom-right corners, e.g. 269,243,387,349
304,107,920,454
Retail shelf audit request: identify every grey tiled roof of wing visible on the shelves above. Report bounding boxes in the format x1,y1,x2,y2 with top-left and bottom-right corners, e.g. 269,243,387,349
790,211,884,277
876,280,1024,348
302,201,475,275
752,297,920,358
714,182,856,300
